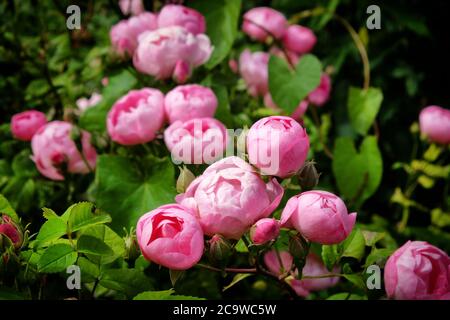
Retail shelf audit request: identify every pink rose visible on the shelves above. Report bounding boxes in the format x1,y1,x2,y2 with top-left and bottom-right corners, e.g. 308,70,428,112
107,88,165,146
133,26,212,82
0,215,23,248
157,4,206,35
31,121,97,181
282,25,317,54
76,92,102,113
419,105,450,145
176,156,284,239
247,116,310,178
119,0,144,16
308,73,331,107
110,12,158,57
239,50,270,97
136,204,204,270
242,7,287,42
164,117,228,164
250,218,280,245
11,110,47,141
384,241,450,300
164,84,218,123
281,191,357,245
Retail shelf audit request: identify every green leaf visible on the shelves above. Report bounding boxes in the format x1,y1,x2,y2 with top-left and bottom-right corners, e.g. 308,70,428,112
342,274,366,289
66,202,111,234
361,230,385,247
321,244,340,271
34,218,67,247
99,269,153,297
133,289,205,300
0,194,18,221
269,54,322,113
347,86,383,135
80,225,125,265
169,270,185,287
327,292,367,300
431,208,450,228
223,273,253,292
365,248,394,268
341,228,366,261
37,244,77,273
211,85,234,128
190,0,242,68
77,235,114,256
77,257,100,283
95,155,177,231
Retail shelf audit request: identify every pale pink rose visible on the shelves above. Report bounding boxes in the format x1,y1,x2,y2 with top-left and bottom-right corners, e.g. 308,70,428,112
250,218,280,245
76,92,102,113
308,73,331,106
228,59,239,73
419,105,450,145
164,117,228,164
110,12,158,57
157,4,206,35
31,121,97,181
384,241,450,300
119,0,144,16
282,25,317,54
164,84,218,123
263,93,309,120
242,7,287,42
107,88,165,145
281,191,357,245
136,204,204,270
176,156,284,239
239,50,270,97
133,26,212,82
11,110,47,141
247,116,310,178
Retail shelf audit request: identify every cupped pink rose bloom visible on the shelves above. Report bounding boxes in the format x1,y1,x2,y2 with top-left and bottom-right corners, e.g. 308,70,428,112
11,110,47,141
264,250,339,297
119,0,144,16
133,26,212,82
107,88,165,145
247,116,310,178
250,218,280,245
242,7,287,42
76,92,102,113
282,25,317,54
136,204,204,270
176,156,284,239
308,73,331,107
384,241,450,300
157,4,206,35
164,118,228,164
31,121,97,181
281,191,356,245
239,50,269,97
164,85,218,123
419,105,450,145
110,12,158,57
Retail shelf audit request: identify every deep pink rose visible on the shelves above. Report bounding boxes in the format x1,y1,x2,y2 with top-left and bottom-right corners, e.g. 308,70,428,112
0,215,23,248
133,26,212,82
164,117,228,164
136,204,204,270
11,110,47,141
164,84,218,123
31,121,97,181
157,4,206,35
176,156,284,239
242,7,287,42
107,88,165,146
384,241,450,300
250,218,280,245
308,73,331,106
282,25,317,54
281,191,356,245
247,116,310,178
419,105,450,144
239,50,269,97
119,0,144,16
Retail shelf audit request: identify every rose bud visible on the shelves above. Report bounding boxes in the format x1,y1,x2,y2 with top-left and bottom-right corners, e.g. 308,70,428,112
384,241,450,300
157,4,206,35
164,118,228,165
107,88,165,146
31,121,97,181
119,0,144,16
11,110,47,141
281,191,356,245
282,25,317,54
289,234,309,261
242,7,287,42
297,160,320,190
0,215,23,249
176,166,196,193
110,12,158,57
164,85,218,124
76,92,102,113
250,218,280,245
239,50,270,97
247,116,310,178
124,230,139,261
308,73,331,107
133,26,212,83
136,204,204,270
419,105,450,145
176,156,284,239
208,234,232,266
